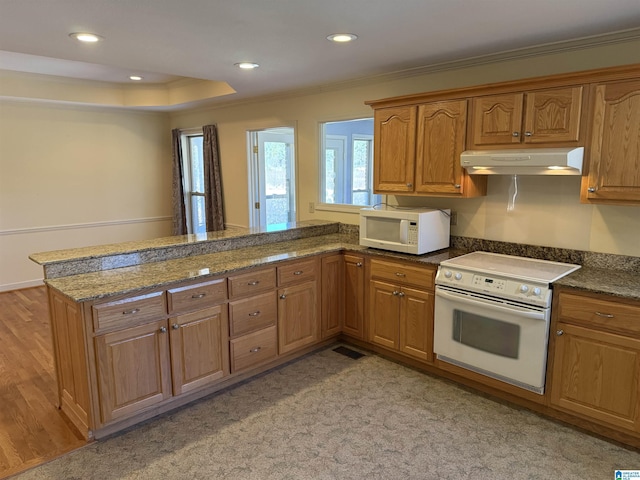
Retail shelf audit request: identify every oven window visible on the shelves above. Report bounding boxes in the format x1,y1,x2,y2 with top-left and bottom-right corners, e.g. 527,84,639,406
452,310,520,359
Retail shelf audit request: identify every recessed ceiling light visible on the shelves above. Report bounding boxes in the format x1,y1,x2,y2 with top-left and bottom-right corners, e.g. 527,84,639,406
129,75,143,81
69,32,103,43
327,33,358,43
235,62,259,70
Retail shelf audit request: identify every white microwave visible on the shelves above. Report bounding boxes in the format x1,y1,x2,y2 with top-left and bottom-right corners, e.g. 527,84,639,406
359,207,450,255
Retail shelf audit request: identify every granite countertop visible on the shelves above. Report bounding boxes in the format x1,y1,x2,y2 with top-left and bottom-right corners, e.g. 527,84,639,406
554,267,640,302
45,234,461,303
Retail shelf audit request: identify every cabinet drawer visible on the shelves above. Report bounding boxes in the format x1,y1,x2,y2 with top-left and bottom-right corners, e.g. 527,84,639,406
369,259,434,289
167,278,227,314
557,292,640,335
230,326,277,373
228,268,276,299
229,292,277,338
93,291,166,332
277,259,318,286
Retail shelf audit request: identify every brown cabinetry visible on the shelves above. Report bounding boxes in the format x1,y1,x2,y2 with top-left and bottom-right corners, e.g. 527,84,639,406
343,254,365,339
228,267,278,372
582,79,640,204
372,102,485,197
277,258,320,355
550,290,640,433
368,259,435,362
321,254,344,339
469,86,584,147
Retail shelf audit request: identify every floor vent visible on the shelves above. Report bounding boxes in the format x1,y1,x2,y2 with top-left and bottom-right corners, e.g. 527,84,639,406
332,346,365,360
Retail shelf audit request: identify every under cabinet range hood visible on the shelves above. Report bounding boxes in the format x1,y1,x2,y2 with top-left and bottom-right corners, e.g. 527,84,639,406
461,147,584,175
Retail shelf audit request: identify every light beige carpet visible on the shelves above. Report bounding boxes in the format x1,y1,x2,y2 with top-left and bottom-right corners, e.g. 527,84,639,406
13,345,639,479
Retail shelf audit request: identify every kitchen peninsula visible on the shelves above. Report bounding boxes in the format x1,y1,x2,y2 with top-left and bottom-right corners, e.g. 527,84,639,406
31,222,640,449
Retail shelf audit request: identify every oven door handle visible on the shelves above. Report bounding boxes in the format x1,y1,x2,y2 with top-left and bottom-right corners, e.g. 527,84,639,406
436,287,546,320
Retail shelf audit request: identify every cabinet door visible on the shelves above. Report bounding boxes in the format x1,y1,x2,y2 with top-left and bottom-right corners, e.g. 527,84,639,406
278,281,319,355
523,86,583,144
368,280,400,350
169,305,229,396
399,287,434,362
321,255,344,339
95,320,171,425
470,93,524,146
343,254,365,339
415,100,468,195
583,79,640,203
373,106,417,193
550,323,640,432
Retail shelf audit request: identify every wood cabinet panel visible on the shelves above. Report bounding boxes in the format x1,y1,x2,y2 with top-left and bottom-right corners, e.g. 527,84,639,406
373,106,417,193
369,280,400,350
370,259,435,290
229,291,277,337
583,79,640,203
471,93,524,146
167,278,227,314
169,305,229,396
551,322,640,432
321,254,344,339
228,268,276,298
399,287,434,362
523,86,583,143
277,259,318,287
415,100,469,195
95,320,172,425
557,291,640,334
343,254,365,339
230,325,277,373
92,291,166,333
277,281,319,355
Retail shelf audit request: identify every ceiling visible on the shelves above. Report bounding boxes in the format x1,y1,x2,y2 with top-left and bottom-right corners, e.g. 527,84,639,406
2,0,640,109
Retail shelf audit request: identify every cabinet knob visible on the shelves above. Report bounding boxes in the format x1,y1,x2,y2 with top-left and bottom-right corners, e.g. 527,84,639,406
249,346,262,353
248,311,261,317
293,271,303,276
587,187,597,193
279,294,286,299
398,292,405,297
159,326,167,333
356,262,363,267
556,330,564,336
392,291,400,296
247,280,260,286
512,132,519,137
172,323,180,330
524,131,533,137
406,183,413,188
454,184,461,189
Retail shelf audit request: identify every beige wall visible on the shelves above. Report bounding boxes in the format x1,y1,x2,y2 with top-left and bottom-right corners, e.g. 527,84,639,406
0,101,172,290
171,39,640,256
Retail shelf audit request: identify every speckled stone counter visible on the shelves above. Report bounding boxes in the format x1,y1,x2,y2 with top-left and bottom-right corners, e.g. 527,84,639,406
554,268,640,301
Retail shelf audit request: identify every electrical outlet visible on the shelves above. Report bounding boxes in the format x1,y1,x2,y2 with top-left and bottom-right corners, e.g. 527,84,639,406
450,211,457,226
308,201,315,213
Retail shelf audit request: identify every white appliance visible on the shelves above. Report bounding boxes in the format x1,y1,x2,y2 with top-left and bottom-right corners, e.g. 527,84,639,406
359,207,450,255
433,252,580,394
461,147,584,175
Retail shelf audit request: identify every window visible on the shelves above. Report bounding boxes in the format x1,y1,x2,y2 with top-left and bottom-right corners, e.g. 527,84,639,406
320,118,381,207
181,130,206,234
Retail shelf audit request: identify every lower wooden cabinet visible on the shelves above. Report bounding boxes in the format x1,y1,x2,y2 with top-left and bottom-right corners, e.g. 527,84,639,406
343,254,365,339
549,290,640,434
230,325,277,372
278,280,319,355
321,254,344,339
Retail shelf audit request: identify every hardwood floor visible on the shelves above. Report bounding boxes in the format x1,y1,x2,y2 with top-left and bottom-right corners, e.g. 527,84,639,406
0,287,86,479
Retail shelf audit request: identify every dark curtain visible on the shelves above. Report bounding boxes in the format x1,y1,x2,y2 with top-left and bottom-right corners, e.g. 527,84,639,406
171,128,188,235
203,124,225,231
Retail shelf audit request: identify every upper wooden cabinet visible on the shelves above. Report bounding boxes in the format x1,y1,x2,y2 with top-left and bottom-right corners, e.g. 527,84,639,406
469,86,584,148
373,106,417,193
581,79,640,204
373,101,486,197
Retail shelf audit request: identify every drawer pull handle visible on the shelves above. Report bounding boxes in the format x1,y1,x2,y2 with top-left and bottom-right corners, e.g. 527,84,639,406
280,294,286,300
191,293,206,299
595,311,614,318
172,323,180,330
123,308,140,315
395,272,406,277
249,346,262,353
159,326,167,333
247,280,260,286
356,262,363,267
293,271,303,275
248,311,261,317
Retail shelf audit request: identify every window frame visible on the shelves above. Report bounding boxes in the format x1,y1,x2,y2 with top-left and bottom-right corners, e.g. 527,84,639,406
179,128,206,234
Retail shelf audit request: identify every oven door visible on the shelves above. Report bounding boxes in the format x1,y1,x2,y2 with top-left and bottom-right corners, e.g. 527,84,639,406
434,285,551,394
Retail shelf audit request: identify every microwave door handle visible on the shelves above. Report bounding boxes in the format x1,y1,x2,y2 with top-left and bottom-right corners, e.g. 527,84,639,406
436,288,545,320
400,219,409,244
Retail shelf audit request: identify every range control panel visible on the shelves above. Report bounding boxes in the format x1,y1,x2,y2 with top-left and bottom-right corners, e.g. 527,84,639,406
435,268,551,307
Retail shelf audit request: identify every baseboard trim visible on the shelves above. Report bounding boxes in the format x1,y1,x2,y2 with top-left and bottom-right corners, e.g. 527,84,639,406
0,279,44,293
